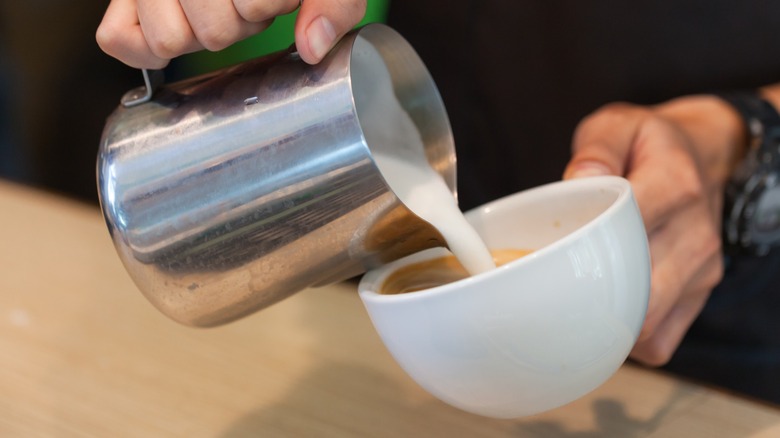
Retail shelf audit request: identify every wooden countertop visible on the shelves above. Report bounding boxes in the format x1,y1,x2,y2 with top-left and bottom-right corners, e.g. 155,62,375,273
1,179,779,437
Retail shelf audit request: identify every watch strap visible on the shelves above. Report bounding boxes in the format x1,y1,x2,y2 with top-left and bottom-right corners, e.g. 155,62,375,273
715,90,780,256
715,90,780,156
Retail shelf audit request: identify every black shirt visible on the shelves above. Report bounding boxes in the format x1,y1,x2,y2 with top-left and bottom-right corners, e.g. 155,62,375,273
388,0,780,209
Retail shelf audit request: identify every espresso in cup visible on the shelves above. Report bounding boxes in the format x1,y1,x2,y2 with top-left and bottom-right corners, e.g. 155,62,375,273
381,249,532,294
359,176,650,419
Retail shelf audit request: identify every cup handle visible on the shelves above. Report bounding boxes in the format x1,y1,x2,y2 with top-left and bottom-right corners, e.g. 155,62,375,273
121,69,165,108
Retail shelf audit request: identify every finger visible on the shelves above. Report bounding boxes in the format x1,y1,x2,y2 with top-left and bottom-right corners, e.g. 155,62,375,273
630,248,722,366
96,0,169,69
632,204,723,366
630,282,710,366
639,201,721,336
623,118,708,232
181,0,272,52
137,0,201,62
564,103,646,179
232,0,300,22
295,0,368,64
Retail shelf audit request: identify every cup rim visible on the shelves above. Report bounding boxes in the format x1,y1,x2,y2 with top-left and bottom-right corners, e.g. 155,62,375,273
358,175,634,302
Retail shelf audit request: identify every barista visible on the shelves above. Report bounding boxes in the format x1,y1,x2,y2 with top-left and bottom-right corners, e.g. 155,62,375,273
95,0,780,403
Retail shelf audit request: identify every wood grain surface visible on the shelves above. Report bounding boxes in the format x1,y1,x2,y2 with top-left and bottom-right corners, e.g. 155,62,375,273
1,180,779,437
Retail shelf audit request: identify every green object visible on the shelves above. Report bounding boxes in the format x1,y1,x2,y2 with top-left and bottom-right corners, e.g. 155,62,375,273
180,0,389,75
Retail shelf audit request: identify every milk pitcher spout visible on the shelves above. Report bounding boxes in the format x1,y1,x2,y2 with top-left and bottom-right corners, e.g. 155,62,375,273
96,24,456,327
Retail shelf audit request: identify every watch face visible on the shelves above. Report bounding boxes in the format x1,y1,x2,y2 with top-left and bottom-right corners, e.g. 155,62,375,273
751,182,780,243
719,93,780,255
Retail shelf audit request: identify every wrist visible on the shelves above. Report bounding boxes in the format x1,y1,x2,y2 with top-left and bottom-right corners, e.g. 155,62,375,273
711,86,780,256
760,83,780,110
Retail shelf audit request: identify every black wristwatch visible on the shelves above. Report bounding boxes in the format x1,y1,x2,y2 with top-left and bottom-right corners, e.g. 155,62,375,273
716,90,780,256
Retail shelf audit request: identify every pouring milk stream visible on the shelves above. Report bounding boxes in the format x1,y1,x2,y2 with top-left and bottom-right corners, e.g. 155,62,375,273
352,39,496,275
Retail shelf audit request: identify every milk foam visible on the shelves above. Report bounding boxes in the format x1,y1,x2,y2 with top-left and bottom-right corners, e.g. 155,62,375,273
351,38,496,275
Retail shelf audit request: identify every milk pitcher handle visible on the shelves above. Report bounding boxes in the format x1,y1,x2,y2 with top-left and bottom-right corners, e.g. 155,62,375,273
121,68,164,108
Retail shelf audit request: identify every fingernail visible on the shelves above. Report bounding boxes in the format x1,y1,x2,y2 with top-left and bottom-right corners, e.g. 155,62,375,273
565,162,612,179
306,16,337,61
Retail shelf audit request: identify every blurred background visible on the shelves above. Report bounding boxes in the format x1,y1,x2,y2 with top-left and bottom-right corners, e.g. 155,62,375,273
2,0,779,210
0,0,388,204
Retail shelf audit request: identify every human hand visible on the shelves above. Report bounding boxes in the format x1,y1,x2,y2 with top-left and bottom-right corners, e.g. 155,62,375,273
563,96,747,366
96,0,367,68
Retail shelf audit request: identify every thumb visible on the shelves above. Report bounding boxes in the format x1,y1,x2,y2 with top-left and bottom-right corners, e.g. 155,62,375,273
563,157,614,179
295,0,368,64
563,103,646,180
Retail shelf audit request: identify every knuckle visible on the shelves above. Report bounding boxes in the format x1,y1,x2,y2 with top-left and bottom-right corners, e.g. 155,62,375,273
195,26,236,52
633,338,675,367
700,226,723,256
644,347,675,367
147,31,191,59
233,0,280,22
574,102,643,137
95,21,123,54
670,159,705,204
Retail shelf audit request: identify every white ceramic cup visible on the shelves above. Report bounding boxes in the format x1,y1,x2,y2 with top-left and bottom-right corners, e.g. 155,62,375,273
358,176,651,418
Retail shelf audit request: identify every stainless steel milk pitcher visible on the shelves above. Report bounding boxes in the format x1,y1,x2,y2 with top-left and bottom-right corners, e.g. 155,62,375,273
97,24,456,327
